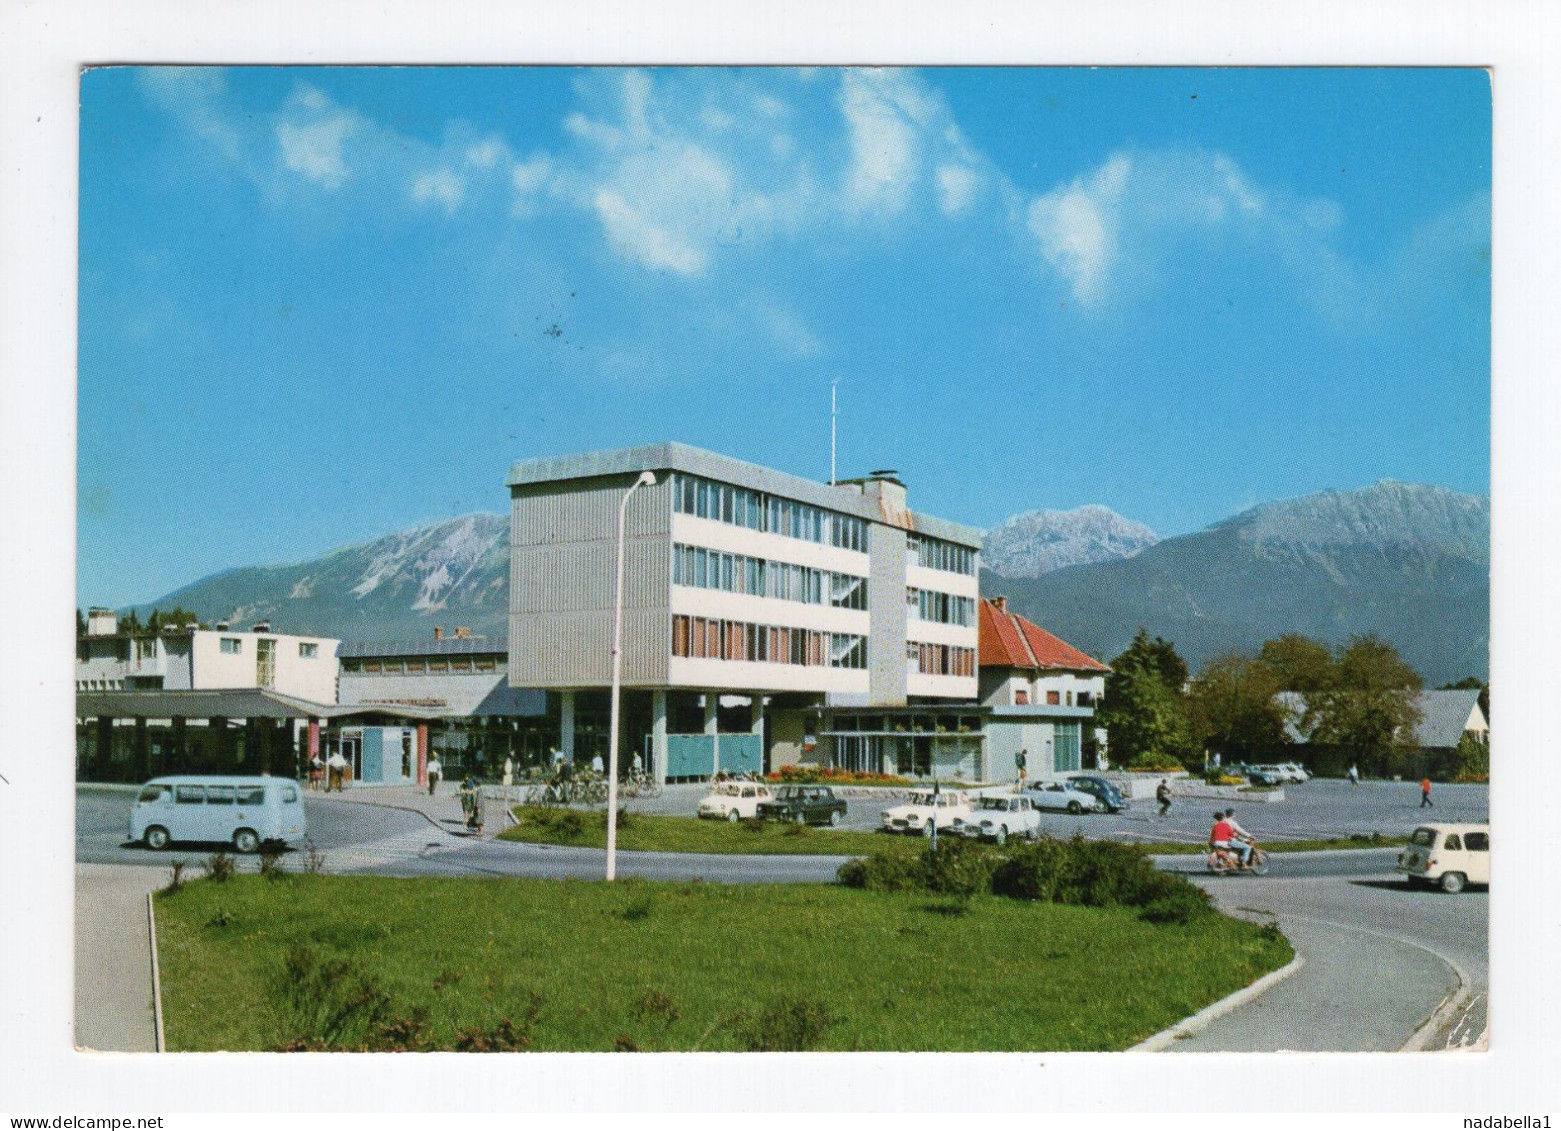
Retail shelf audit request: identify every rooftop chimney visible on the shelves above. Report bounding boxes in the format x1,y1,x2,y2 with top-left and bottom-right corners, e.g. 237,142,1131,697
453,626,472,639
433,626,444,641
215,620,230,631
251,621,271,633
86,608,118,637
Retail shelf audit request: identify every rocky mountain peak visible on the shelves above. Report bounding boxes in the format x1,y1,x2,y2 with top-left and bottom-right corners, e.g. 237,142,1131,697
982,504,1160,579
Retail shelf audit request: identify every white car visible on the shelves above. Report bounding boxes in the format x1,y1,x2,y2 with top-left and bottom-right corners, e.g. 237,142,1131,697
1022,779,1100,814
952,794,1040,844
881,790,971,836
1398,823,1490,893
697,781,773,821
1255,763,1308,784
1277,762,1311,782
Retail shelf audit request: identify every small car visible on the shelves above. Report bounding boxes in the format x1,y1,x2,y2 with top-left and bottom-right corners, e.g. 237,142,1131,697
1246,766,1284,786
1066,774,1129,813
1398,823,1490,893
1276,762,1312,783
756,785,848,826
697,781,773,821
130,775,307,853
951,794,1040,844
880,790,971,835
1022,779,1099,814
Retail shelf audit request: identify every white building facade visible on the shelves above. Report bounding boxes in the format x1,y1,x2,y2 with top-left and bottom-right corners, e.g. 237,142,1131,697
507,443,983,781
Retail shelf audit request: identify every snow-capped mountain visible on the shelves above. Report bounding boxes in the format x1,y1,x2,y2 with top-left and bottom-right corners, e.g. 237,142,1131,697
982,504,1160,578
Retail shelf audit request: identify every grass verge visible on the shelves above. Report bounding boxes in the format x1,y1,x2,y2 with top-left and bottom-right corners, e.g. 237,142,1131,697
154,874,1291,1052
499,805,925,856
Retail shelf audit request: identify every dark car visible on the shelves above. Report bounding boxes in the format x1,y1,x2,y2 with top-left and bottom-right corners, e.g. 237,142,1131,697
755,785,848,826
1065,775,1129,814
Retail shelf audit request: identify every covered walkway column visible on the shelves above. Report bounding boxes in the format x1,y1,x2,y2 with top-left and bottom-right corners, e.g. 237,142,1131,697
560,691,576,763
705,691,720,777
651,689,668,785
751,694,766,776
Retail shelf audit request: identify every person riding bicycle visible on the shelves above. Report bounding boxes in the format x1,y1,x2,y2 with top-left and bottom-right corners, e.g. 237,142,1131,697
1223,808,1256,868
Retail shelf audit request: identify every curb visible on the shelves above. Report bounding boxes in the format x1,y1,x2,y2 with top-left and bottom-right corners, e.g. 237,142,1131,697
1130,952,1306,1052
145,892,165,1053
1399,945,1475,1052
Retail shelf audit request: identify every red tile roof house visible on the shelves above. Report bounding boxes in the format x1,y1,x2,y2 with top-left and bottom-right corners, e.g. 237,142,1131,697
978,596,1113,778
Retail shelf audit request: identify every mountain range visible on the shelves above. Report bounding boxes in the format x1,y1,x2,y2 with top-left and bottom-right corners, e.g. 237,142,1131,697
126,480,1489,684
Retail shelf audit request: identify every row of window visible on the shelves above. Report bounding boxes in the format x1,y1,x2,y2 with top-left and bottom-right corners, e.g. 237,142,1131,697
908,641,977,678
672,615,868,669
1013,688,1095,707
908,534,977,576
341,656,500,675
673,473,869,552
672,543,867,610
217,638,318,658
907,587,975,626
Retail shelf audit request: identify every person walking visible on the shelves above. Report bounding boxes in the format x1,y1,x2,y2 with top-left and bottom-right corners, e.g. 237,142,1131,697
427,756,442,797
502,756,514,788
591,752,605,776
327,749,348,793
308,754,325,791
1156,779,1172,817
458,774,479,828
1347,764,1360,788
1420,777,1435,808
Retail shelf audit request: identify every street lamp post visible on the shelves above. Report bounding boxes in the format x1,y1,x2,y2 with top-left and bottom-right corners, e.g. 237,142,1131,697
606,471,656,882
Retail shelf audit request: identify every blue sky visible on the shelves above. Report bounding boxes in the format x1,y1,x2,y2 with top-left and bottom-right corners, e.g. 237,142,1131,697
79,66,1490,608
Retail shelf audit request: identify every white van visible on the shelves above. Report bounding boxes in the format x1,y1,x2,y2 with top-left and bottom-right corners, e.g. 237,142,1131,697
1397,822,1490,893
131,775,308,853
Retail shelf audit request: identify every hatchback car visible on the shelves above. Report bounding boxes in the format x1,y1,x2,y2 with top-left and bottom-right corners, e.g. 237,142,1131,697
1398,823,1489,893
1065,775,1129,813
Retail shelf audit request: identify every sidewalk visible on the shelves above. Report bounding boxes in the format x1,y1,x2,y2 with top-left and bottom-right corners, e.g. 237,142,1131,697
75,863,166,1052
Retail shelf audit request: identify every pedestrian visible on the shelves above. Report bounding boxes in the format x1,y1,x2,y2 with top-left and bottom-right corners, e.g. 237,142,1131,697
1016,747,1028,784
591,752,604,776
308,753,325,791
327,749,348,792
630,751,643,777
427,755,442,797
502,756,514,787
1348,763,1360,788
1156,779,1172,817
459,775,478,828
471,781,487,836
1420,777,1434,808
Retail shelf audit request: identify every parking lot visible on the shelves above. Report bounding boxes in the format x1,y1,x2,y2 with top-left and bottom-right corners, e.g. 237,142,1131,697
622,777,1488,845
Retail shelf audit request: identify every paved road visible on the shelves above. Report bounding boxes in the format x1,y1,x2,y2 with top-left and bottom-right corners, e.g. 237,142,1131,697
77,784,1489,1052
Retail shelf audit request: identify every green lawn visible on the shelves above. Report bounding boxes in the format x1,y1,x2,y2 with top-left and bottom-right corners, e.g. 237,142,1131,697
497,806,1408,859
499,805,922,856
154,874,1291,1052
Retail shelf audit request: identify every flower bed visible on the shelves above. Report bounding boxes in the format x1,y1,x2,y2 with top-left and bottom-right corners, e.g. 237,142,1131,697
766,766,913,787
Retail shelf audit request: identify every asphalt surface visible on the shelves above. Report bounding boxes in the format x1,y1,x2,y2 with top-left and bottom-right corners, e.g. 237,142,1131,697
77,781,1489,1051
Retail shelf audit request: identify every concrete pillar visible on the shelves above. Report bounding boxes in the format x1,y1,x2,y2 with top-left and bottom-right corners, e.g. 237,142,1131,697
133,717,149,782
750,694,766,776
415,724,428,786
95,716,114,781
652,689,668,785
705,691,720,778
560,691,576,762
308,718,321,765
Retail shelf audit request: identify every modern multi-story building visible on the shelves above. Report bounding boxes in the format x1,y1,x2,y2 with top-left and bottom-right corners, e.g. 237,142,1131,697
507,443,984,781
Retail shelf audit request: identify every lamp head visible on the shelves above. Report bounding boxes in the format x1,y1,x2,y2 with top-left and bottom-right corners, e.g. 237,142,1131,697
636,471,657,487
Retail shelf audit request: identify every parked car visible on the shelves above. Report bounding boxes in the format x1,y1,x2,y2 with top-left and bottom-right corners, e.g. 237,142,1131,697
1398,823,1490,893
756,785,848,826
130,775,307,853
697,780,773,821
1066,774,1129,813
880,790,971,836
1022,779,1099,814
1276,762,1312,782
1245,766,1284,786
952,794,1040,844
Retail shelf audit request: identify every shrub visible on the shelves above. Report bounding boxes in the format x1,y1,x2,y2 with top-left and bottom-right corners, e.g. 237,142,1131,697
163,860,187,895
258,846,285,880
301,839,326,875
765,765,911,786
919,837,998,900
735,997,834,1052
837,850,924,892
1135,874,1214,925
203,851,235,883
205,906,235,929
990,835,1183,910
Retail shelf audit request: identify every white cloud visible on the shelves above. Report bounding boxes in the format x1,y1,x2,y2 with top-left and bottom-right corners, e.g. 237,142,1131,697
465,137,507,169
275,88,362,190
1027,154,1131,304
936,164,979,216
134,68,245,168
753,302,825,358
839,71,922,215
592,188,706,276
412,169,466,213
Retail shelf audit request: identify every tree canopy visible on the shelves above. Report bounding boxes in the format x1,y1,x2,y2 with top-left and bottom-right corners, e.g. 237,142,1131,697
1097,629,1195,768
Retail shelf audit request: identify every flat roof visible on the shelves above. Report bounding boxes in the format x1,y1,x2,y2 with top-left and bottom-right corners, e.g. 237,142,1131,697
506,442,983,548
75,688,448,721
340,637,507,659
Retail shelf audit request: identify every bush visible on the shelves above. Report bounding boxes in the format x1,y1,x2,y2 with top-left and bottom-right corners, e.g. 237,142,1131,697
1135,874,1214,925
735,997,834,1051
837,850,930,893
837,839,997,898
163,860,188,895
766,765,911,786
990,835,1191,911
203,851,235,883
258,846,285,880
